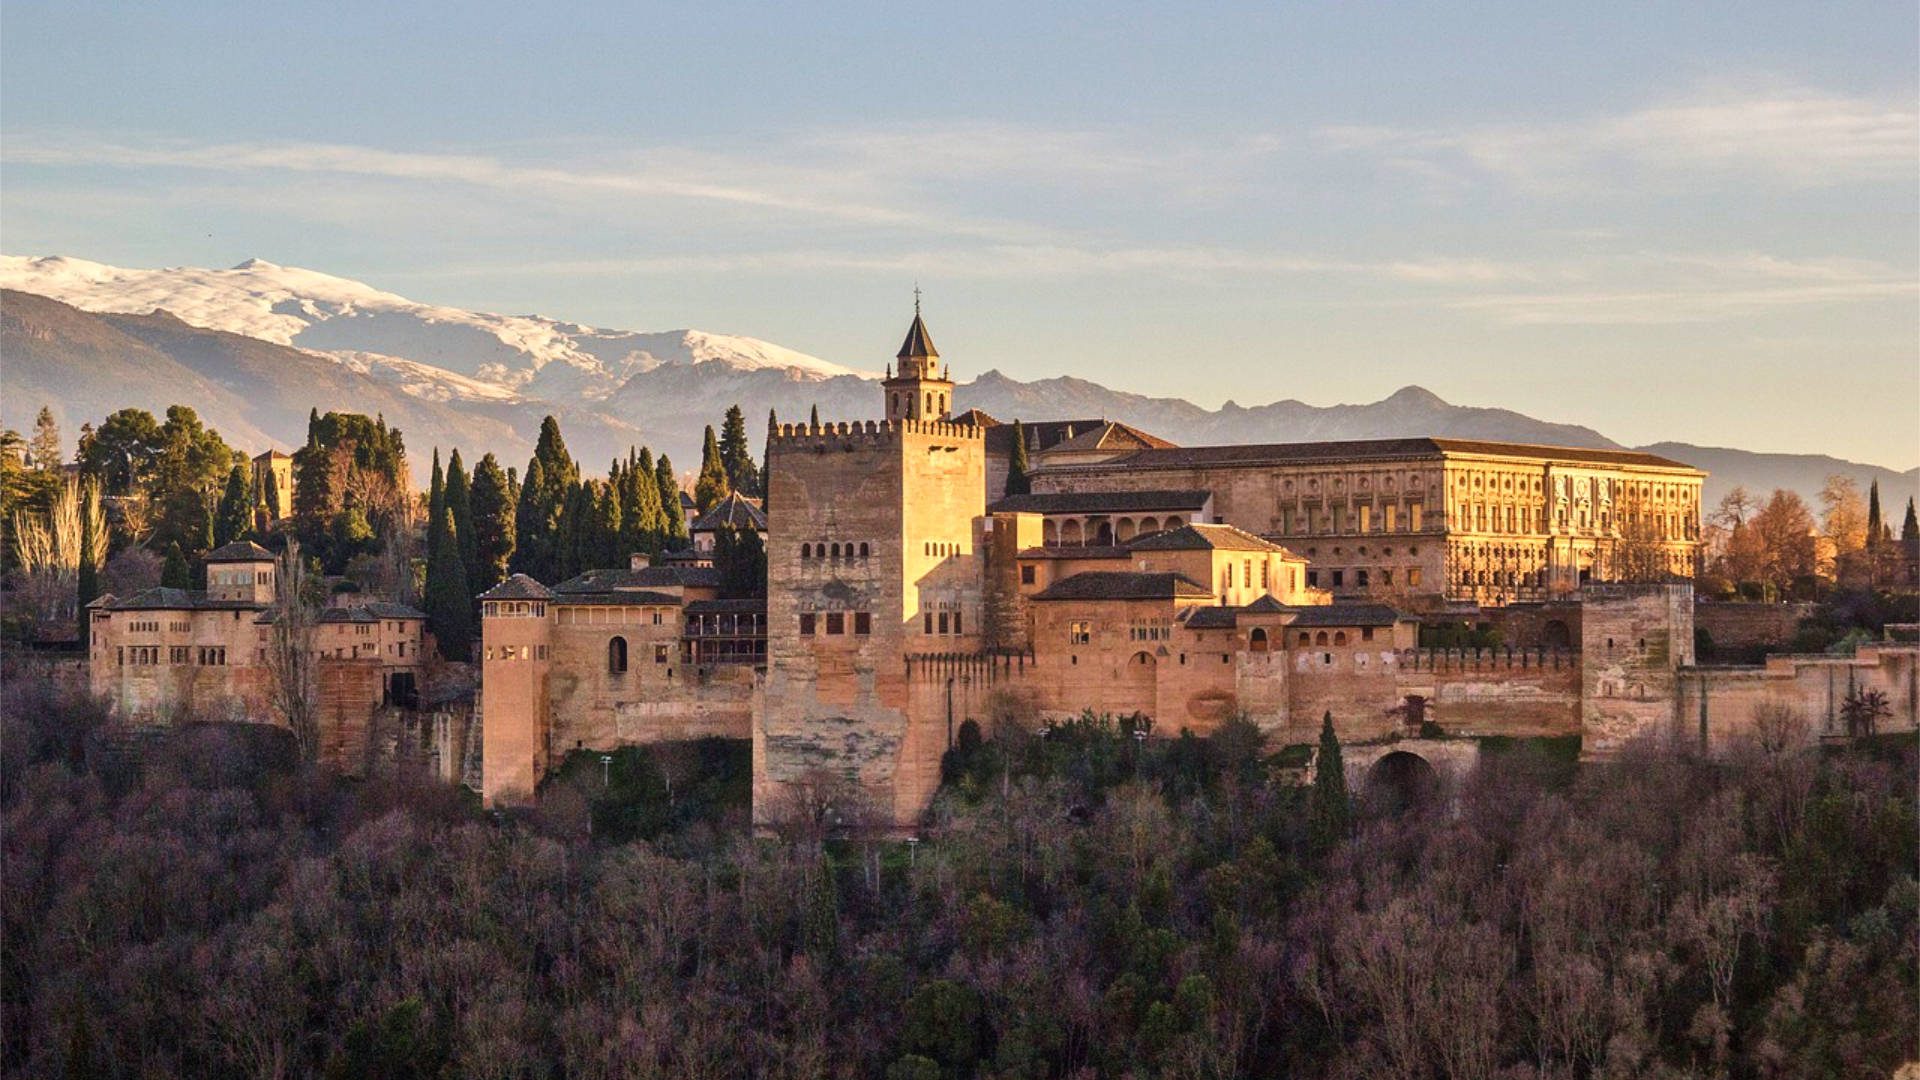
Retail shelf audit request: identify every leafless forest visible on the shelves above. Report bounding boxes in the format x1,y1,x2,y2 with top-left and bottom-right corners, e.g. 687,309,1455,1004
3,677,1914,1079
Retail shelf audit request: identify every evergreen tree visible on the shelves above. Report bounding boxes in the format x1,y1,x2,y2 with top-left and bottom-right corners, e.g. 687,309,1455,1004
292,430,336,558
161,541,192,590
423,503,472,660
262,467,281,523
715,526,768,599
446,449,476,588
1866,480,1884,548
1903,498,1918,542
468,453,515,593
532,415,580,490
306,407,320,444
695,425,729,513
762,409,777,513
28,406,61,471
1308,712,1350,855
656,455,687,546
619,447,665,558
76,482,102,611
426,450,446,565
809,404,819,428
511,457,551,580
1006,420,1032,496
214,464,251,546
718,405,760,496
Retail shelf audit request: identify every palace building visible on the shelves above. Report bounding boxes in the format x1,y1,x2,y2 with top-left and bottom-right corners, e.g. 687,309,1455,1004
466,305,1917,832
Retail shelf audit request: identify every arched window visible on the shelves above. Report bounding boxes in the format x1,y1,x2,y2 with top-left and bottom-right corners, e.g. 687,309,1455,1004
925,392,933,414
608,636,628,674
831,543,841,558
1333,631,1348,646
1315,631,1329,646
859,542,870,558
1298,632,1311,645
802,543,812,559
1250,628,1270,653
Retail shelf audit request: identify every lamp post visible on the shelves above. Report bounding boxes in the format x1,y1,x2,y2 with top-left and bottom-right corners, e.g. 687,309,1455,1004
599,754,613,789
906,835,920,866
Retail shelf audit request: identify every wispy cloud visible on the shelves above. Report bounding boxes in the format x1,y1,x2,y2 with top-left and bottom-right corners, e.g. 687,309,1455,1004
1317,86,1917,193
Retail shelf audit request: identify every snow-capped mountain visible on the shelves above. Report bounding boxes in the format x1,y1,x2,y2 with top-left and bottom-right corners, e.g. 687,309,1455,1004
0,255,873,404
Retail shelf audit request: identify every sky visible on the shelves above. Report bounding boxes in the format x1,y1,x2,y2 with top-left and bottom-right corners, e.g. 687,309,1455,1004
3,2,1916,467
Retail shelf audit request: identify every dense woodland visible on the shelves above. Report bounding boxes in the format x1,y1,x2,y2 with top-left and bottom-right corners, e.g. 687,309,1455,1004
4,669,1913,1079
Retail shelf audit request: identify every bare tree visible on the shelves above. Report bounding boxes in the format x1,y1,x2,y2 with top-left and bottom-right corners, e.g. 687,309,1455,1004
263,538,322,762
1818,474,1867,561
8,475,101,631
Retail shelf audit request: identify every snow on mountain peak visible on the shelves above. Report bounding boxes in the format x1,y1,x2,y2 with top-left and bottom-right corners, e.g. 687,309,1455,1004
0,254,877,403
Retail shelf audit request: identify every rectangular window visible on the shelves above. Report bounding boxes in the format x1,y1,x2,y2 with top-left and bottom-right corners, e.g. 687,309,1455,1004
1020,565,1036,585
1333,505,1345,532
1410,503,1423,531
1280,508,1291,532
1332,570,1345,588
171,646,189,664
1243,559,1252,589
924,612,934,634
1306,570,1319,588
826,613,845,635
1359,505,1372,532
1356,569,1369,587
655,643,670,663
953,610,963,635
800,613,817,636
1363,627,1375,641
652,610,663,625
1408,568,1423,587
1382,569,1393,585
1385,504,1397,531
1069,620,1091,645
937,612,949,634
1260,562,1270,589
854,612,871,635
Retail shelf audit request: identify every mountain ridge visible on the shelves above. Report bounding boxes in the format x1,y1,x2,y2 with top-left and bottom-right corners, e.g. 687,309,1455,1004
1,255,1913,512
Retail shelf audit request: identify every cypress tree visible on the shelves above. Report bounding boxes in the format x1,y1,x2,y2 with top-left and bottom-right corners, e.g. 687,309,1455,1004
718,405,760,496
1866,480,1884,548
291,431,335,555
656,455,687,545
468,452,515,593
762,409,777,512
446,449,476,587
625,447,664,555
1006,420,1032,496
695,425,729,513
511,457,549,580
809,404,819,428
426,450,446,564
77,483,101,611
161,541,191,590
1903,498,1918,542
262,466,281,523
1308,711,1350,855
424,503,472,660
532,415,579,490
215,464,251,546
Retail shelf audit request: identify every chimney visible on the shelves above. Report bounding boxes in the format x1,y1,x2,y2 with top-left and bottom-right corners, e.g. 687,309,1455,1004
629,553,651,570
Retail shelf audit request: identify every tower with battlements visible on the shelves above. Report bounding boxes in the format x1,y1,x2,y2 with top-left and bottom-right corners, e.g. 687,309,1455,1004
758,306,988,827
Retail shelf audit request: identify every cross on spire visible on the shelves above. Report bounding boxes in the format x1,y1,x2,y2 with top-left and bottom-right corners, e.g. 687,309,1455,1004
913,283,922,317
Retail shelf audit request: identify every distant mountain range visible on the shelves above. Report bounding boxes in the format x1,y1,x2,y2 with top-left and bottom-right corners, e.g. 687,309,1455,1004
2,255,1913,512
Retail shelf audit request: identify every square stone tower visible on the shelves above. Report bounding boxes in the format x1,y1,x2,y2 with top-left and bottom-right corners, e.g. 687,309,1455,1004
759,309,987,828
478,574,555,805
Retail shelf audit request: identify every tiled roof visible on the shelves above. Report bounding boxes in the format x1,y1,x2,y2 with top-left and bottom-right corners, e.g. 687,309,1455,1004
553,591,683,607
989,489,1212,515
362,601,426,619
1016,545,1133,561
896,312,939,359
980,418,1114,458
690,491,767,533
1051,437,1699,473
950,408,1000,428
685,598,768,614
97,587,268,612
1244,594,1288,614
318,607,380,624
1129,523,1288,553
1037,421,1177,456
203,540,276,563
1183,607,1240,629
1285,603,1405,628
478,574,555,601
1032,571,1212,602
554,565,722,592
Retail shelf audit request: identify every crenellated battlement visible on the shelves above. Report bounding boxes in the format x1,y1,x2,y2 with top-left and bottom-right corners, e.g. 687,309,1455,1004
770,418,986,448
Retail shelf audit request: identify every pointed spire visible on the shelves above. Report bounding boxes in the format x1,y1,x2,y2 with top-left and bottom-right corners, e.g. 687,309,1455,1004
896,288,938,360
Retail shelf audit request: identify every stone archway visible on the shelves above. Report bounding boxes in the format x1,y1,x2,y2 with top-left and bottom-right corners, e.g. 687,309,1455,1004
1542,619,1571,649
1365,750,1438,813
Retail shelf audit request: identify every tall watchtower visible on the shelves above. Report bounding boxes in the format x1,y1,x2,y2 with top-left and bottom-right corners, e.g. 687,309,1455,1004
882,291,954,422
759,305,986,827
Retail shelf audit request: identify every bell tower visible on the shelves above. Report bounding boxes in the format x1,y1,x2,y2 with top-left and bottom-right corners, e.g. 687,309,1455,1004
883,289,954,422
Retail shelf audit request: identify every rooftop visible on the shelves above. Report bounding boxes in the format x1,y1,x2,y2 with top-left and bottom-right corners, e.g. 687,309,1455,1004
989,488,1211,515
1044,436,1700,473
478,574,555,601
1129,522,1294,554
203,540,277,563
689,491,768,533
554,565,723,593
94,587,269,612
1032,571,1213,602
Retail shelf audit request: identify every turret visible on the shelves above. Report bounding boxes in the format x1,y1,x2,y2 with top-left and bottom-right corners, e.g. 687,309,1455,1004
203,540,278,604
882,291,954,422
